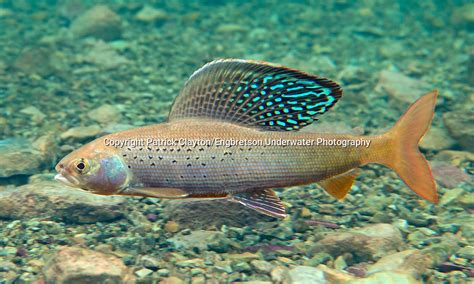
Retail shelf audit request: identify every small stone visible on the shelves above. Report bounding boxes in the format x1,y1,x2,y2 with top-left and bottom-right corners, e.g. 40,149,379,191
233,261,252,272
316,265,355,284
300,207,312,217
135,268,153,278
443,109,474,152
82,41,130,70
228,252,261,261
451,3,474,25
420,126,456,151
135,6,168,23
14,47,61,77
250,260,273,274
0,8,13,18
431,162,471,188
334,256,347,271
286,266,326,284
159,276,184,284
0,182,125,223
43,247,134,283
157,268,170,276
433,150,474,166
309,224,403,262
458,193,474,209
216,24,247,33
367,249,431,278
347,271,419,284
60,125,101,140
70,5,122,41
439,188,465,206
20,106,46,124
175,258,205,268
375,69,434,104
0,261,16,272
141,255,160,271
457,246,474,260
0,138,53,178
168,230,224,251
164,221,180,233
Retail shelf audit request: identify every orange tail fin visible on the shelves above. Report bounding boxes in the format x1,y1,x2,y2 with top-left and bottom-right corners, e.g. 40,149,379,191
372,90,439,203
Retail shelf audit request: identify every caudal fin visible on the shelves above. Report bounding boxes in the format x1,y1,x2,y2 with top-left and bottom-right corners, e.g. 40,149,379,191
373,91,439,203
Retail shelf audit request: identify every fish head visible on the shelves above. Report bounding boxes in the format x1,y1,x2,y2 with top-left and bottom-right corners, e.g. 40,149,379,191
55,140,131,195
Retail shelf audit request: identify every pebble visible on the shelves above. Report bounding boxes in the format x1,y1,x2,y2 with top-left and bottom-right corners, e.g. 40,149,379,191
164,220,180,233
20,106,46,124
70,5,122,41
375,69,433,104
82,41,130,70
420,126,456,151
431,162,471,188
160,276,184,284
0,138,53,178
43,247,135,283
443,109,474,152
135,6,168,23
286,266,326,284
60,125,101,140
439,188,465,206
0,182,125,223
456,246,474,260
250,260,273,274
135,268,153,278
141,255,161,271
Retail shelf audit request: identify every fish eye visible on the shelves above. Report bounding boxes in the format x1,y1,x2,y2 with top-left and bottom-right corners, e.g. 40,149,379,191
73,159,90,174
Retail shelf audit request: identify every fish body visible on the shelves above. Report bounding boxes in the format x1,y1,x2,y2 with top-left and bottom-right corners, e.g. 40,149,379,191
55,59,438,218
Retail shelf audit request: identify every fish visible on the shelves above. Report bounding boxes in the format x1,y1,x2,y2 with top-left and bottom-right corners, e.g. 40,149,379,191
55,59,439,218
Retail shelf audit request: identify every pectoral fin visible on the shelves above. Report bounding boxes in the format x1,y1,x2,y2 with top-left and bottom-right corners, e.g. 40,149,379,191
121,187,189,199
230,189,287,218
318,169,359,200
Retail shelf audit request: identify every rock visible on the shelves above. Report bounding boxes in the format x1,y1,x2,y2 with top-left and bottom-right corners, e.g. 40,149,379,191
101,123,135,134
70,5,122,41
375,69,433,104
141,255,161,271
216,24,247,33
162,199,273,229
443,110,474,152
0,8,13,18
250,260,273,274
168,230,225,251
20,106,47,124
43,247,134,283
135,268,153,278
346,271,419,284
0,261,16,272
367,250,431,278
457,246,474,260
469,52,474,85
309,224,403,262
0,182,125,223
316,265,355,284
458,193,474,209
451,3,474,25
0,137,55,178
82,41,130,70
420,126,456,151
87,104,122,124
439,188,465,206
430,162,471,188
160,276,184,284
164,221,180,233
135,6,168,23
60,125,101,140
14,47,64,77
286,266,327,284
433,150,474,167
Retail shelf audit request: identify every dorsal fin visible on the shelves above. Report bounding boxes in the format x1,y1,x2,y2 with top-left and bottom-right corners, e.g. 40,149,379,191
230,189,287,218
318,169,359,200
168,59,342,131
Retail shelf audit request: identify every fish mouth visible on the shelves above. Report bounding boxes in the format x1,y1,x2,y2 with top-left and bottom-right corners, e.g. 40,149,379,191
54,173,78,187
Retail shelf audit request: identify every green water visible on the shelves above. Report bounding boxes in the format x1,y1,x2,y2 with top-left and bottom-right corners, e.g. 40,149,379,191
0,0,473,283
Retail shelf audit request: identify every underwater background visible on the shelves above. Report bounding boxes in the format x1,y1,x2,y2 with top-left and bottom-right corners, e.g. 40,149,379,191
0,0,473,283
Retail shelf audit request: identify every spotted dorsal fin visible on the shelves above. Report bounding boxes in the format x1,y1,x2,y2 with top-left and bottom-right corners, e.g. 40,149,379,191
168,59,342,131
230,189,287,218
318,169,359,200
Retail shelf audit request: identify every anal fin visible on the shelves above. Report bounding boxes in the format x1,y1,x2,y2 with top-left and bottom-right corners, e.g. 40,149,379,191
230,189,287,218
121,187,189,199
318,169,359,200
